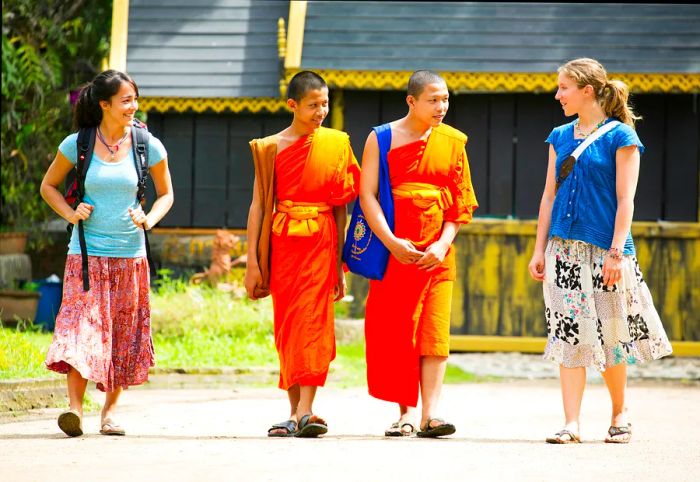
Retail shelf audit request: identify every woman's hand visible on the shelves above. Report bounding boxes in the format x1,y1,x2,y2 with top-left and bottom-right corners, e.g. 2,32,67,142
69,202,93,224
416,239,449,271
602,255,622,288
128,206,150,230
528,251,546,282
388,237,422,265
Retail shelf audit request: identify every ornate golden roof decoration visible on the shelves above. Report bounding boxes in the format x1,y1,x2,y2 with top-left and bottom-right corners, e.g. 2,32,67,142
285,69,700,94
138,97,291,114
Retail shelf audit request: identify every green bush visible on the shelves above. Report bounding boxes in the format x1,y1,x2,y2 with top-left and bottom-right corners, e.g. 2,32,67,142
1,0,111,246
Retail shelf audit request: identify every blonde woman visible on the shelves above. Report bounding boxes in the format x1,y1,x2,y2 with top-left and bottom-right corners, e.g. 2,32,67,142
528,58,672,444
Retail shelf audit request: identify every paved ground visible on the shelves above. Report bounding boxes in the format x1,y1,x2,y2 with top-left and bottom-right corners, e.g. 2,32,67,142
1,379,699,482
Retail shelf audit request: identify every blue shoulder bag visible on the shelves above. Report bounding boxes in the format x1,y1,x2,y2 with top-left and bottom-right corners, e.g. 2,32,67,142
342,123,394,280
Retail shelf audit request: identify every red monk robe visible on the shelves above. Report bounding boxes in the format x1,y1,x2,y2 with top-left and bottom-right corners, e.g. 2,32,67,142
365,123,478,407
252,127,360,390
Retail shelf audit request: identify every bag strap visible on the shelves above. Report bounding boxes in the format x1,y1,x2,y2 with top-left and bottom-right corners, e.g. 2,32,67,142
130,123,157,279
570,120,620,160
75,127,96,291
371,123,394,228
131,123,149,204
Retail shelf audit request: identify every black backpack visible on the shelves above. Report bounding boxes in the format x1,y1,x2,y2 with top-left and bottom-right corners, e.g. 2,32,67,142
65,120,155,290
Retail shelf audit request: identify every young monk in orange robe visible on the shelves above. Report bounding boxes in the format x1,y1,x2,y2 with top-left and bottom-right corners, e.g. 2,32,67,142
245,71,360,438
360,70,478,438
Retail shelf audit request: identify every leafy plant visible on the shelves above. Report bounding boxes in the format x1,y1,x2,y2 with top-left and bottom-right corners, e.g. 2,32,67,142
1,0,112,247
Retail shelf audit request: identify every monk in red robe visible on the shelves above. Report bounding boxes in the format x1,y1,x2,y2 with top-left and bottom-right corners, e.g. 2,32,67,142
360,70,478,438
245,71,360,438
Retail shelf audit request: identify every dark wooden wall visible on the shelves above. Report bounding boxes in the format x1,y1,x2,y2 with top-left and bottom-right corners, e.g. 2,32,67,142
344,90,699,222
146,92,698,228
145,113,289,228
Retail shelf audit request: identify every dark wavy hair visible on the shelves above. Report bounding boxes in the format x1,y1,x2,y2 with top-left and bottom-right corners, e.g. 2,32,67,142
73,70,139,129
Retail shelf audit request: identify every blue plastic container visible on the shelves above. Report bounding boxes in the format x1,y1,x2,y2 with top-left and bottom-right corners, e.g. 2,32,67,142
34,279,63,331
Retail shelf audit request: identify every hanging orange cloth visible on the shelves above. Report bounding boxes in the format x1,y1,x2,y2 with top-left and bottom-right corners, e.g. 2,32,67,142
364,123,478,407
251,127,360,390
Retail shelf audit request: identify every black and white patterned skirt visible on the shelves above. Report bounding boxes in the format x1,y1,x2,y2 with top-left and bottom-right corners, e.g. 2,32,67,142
543,237,672,371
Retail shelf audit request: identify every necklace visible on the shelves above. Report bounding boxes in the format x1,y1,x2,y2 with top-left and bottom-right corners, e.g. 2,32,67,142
575,118,607,139
97,127,129,161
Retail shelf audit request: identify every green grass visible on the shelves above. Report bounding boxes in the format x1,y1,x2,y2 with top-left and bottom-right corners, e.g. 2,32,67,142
0,326,57,380
0,274,483,386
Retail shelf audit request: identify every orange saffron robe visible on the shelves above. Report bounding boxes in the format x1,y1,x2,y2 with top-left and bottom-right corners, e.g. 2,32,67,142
364,123,478,407
251,127,360,390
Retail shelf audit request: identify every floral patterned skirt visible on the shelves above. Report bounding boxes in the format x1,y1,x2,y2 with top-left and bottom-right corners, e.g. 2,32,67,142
543,237,672,371
45,255,154,392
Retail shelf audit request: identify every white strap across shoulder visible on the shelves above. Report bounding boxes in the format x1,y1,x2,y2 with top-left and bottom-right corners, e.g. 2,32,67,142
571,120,620,159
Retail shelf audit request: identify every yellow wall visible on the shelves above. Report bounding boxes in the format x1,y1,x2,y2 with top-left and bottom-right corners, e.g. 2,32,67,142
449,220,700,341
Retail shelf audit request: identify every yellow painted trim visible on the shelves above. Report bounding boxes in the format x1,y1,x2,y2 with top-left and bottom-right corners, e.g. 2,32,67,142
458,218,700,238
285,1,307,69
331,89,344,131
138,97,290,114
450,336,700,357
152,228,246,236
285,69,700,94
109,0,129,72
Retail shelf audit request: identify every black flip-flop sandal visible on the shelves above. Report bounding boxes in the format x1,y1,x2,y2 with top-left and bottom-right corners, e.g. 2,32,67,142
267,419,297,437
416,418,456,438
295,414,328,438
605,424,632,444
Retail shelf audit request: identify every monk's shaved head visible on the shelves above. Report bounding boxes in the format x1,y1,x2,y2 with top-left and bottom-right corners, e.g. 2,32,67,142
287,70,328,101
407,70,446,98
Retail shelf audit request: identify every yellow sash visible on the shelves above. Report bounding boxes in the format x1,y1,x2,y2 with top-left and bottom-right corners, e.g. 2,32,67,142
272,200,332,237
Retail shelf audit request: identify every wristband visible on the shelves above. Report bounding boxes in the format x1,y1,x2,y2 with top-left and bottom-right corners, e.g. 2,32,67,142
607,247,623,260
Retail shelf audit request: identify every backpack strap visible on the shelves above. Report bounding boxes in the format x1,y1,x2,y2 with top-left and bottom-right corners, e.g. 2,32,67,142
75,127,96,291
130,123,157,279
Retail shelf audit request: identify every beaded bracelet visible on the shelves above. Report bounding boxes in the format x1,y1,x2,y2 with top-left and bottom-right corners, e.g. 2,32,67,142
607,247,623,260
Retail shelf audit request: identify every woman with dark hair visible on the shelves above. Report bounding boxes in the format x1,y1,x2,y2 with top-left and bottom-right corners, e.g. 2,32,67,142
40,70,173,437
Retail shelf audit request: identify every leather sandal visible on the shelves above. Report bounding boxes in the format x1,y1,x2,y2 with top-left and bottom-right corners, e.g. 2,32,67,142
100,417,126,436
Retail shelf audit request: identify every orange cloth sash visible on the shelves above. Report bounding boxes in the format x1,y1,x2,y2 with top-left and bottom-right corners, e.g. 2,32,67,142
391,182,453,211
272,200,332,237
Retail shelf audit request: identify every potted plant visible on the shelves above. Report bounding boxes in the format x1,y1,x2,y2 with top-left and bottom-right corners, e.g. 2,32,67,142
0,281,41,327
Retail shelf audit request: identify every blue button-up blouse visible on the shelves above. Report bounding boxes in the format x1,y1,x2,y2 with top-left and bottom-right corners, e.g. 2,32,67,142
546,118,644,255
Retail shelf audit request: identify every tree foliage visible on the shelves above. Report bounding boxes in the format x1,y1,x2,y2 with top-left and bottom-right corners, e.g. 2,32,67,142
1,0,112,237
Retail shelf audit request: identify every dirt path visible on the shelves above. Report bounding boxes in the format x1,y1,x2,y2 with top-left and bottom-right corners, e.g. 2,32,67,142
1,380,698,481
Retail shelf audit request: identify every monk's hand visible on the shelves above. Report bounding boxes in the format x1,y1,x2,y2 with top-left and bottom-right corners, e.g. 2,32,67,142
388,237,422,265
334,269,347,302
416,240,449,271
528,251,546,282
244,264,268,300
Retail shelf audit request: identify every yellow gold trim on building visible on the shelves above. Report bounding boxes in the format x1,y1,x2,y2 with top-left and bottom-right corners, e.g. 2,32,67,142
109,0,130,72
450,336,700,356
285,1,307,69
285,70,700,94
331,89,344,131
138,97,291,114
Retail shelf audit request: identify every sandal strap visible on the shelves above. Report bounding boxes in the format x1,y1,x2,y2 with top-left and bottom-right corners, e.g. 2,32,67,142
421,417,446,431
269,420,297,433
554,429,579,441
608,425,631,437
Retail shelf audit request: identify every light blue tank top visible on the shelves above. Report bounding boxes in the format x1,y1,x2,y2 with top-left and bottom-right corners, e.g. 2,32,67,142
59,131,167,258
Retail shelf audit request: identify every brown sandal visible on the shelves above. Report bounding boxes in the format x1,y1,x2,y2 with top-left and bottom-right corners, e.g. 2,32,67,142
605,424,632,444
100,417,126,436
546,429,581,444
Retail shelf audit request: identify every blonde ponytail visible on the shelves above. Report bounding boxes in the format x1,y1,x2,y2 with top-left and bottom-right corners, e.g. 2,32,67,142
558,58,642,128
600,79,641,127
